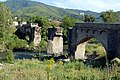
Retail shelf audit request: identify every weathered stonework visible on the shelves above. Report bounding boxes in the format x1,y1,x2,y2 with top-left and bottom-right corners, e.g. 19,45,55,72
33,26,41,47
68,23,120,61
47,27,63,54
15,23,41,47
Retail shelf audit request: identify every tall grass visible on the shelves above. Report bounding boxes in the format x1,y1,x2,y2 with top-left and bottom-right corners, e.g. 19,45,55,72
0,59,120,80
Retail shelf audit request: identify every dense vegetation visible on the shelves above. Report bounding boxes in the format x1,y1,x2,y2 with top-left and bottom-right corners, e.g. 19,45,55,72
100,10,120,23
0,59,120,80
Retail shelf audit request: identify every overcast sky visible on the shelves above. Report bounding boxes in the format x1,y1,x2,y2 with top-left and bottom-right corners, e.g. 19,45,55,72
0,0,120,12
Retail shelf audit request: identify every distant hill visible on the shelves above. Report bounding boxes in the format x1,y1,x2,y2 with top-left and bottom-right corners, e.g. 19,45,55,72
5,0,100,20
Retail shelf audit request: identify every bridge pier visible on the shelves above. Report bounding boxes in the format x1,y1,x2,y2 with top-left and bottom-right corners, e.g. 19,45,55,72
116,31,120,59
47,27,63,55
107,30,117,61
75,42,87,60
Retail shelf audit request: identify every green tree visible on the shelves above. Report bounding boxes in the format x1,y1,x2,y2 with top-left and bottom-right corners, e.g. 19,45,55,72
60,16,76,43
0,2,13,50
100,10,120,23
5,35,27,50
4,50,15,63
50,21,60,28
0,3,15,62
84,14,96,22
0,3,27,62
0,3,27,50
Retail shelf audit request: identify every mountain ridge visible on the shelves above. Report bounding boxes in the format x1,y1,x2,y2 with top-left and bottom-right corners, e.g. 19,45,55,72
5,0,100,20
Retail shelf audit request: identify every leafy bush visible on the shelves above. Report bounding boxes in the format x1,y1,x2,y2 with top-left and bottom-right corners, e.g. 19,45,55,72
40,39,47,48
4,50,15,63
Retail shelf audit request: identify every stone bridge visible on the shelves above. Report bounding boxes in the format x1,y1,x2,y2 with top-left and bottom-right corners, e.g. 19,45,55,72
15,23,41,47
68,23,120,61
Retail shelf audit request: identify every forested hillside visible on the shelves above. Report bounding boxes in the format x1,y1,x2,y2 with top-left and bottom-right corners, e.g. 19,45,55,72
5,0,99,20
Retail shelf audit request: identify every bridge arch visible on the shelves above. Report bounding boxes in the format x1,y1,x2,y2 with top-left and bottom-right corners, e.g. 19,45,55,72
100,30,107,34
93,29,99,34
86,29,91,33
75,36,107,60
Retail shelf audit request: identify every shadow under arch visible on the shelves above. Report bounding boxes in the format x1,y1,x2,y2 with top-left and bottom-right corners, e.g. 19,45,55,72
75,37,108,67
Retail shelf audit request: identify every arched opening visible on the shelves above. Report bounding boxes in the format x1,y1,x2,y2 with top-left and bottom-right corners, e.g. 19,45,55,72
75,37,107,67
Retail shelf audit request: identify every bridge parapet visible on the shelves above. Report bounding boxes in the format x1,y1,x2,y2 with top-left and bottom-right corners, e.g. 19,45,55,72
75,23,120,30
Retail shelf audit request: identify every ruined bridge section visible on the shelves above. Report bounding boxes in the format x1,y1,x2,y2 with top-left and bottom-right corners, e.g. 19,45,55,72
47,27,63,55
15,23,41,47
68,23,120,60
